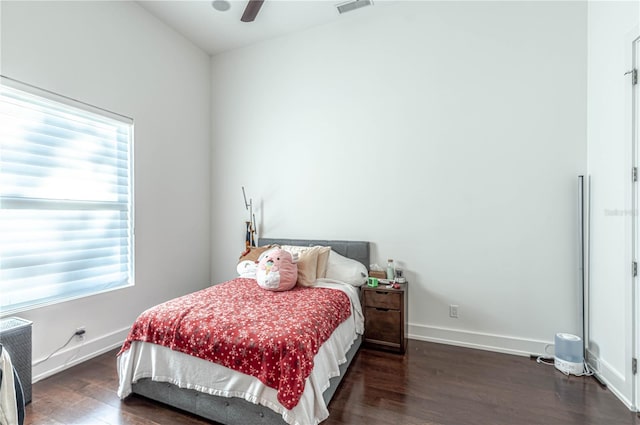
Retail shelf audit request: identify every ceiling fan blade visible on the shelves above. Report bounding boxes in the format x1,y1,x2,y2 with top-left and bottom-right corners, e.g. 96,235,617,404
241,0,264,22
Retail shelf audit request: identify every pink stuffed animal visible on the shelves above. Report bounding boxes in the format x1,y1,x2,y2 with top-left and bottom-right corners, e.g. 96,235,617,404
256,249,298,291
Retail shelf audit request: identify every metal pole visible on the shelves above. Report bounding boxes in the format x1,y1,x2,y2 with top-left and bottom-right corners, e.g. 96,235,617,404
578,175,585,355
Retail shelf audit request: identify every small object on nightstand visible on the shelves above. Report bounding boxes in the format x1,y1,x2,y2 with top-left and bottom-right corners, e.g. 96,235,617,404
369,270,386,279
386,259,395,280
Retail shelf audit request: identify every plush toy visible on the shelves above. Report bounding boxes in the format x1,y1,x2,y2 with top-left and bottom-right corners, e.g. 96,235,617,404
237,260,258,278
256,249,298,291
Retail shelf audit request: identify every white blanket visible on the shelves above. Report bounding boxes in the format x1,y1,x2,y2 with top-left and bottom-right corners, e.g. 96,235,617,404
0,348,18,425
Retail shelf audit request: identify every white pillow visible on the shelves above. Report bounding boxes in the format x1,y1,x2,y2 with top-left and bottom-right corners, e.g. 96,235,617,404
325,250,368,286
237,260,258,278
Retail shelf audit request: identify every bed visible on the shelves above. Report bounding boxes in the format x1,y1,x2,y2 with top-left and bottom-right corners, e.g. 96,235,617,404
117,238,369,425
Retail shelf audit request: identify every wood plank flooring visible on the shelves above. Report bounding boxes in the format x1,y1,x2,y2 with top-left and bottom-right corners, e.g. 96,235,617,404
25,339,638,425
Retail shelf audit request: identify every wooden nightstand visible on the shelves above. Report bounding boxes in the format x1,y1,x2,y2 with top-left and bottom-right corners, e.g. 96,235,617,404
361,283,407,353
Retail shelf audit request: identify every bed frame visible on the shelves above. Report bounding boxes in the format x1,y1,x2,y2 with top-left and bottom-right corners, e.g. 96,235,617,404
130,238,369,425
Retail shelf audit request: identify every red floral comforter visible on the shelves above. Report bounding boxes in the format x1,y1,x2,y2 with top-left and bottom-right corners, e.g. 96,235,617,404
119,278,351,409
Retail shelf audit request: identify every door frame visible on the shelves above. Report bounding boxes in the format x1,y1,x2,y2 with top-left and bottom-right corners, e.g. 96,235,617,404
631,28,640,412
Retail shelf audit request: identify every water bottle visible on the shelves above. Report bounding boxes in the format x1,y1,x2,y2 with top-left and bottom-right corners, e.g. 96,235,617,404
386,259,395,280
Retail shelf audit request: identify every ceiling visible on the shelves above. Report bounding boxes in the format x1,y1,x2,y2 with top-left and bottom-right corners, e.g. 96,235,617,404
137,0,372,56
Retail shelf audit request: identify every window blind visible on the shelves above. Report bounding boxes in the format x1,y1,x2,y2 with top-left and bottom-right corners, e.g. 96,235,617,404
0,78,134,313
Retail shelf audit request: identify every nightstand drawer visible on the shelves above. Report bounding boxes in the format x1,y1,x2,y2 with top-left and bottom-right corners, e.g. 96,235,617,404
364,289,401,310
364,307,402,345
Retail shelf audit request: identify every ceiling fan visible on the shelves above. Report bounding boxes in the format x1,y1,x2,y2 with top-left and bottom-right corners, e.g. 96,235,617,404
240,0,265,22
214,0,370,23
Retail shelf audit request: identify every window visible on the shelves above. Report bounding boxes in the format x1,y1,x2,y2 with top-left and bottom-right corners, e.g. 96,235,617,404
0,77,134,314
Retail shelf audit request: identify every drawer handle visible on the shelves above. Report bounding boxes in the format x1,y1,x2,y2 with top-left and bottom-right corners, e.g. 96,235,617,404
375,307,389,311
375,291,388,295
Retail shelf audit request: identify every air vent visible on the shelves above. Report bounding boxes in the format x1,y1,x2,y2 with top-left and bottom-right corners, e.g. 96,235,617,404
336,0,373,14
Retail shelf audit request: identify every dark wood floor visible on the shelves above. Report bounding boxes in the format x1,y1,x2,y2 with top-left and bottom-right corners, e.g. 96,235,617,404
25,339,638,425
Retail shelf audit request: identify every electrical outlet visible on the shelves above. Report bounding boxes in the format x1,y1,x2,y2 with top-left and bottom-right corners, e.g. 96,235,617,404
75,326,86,341
449,305,459,318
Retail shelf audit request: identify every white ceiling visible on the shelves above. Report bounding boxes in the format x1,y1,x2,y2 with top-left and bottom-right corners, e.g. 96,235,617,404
137,0,371,56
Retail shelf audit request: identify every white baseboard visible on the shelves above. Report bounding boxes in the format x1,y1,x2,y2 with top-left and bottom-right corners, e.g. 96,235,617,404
32,326,130,383
408,323,551,357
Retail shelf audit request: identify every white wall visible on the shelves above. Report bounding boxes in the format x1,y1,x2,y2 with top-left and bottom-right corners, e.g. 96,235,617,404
1,1,211,380
211,1,587,356
587,0,640,408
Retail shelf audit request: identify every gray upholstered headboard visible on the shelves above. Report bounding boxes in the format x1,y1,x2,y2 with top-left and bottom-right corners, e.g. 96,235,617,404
258,238,370,270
